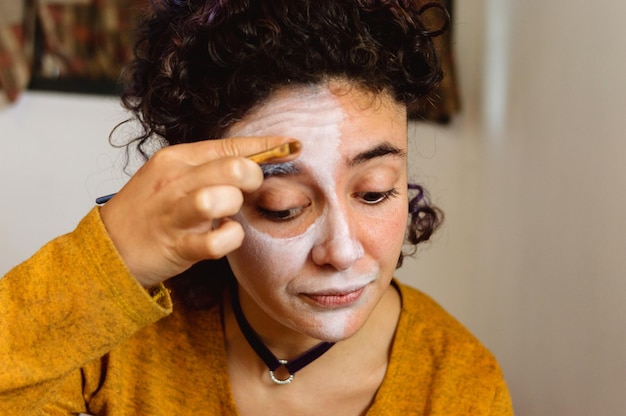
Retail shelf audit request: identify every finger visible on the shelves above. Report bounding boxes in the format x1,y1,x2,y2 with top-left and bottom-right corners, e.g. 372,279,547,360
172,185,244,229
159,157,262,205
188,156,265,193
180,219,245,260
176,136,300,166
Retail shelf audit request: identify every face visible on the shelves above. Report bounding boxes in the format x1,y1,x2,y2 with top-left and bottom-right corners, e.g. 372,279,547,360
225,81,408,343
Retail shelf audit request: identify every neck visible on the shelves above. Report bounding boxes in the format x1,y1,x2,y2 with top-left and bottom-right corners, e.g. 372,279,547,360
224,280,401,372
227,281,336,384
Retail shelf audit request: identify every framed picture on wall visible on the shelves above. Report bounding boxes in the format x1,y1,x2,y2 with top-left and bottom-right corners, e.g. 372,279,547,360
26,0,141,95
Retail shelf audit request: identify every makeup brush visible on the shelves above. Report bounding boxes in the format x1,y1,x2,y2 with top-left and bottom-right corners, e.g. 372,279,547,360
95,141,302,204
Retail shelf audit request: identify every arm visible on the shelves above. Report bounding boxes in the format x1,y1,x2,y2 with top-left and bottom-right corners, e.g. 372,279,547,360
0,208,171,414
0,136,298,414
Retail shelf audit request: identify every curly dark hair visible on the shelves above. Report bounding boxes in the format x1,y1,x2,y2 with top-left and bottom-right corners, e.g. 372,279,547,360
117,0,446,304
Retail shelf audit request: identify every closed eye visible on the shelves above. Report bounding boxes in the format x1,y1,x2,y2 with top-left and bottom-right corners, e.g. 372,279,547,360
256,203,310,222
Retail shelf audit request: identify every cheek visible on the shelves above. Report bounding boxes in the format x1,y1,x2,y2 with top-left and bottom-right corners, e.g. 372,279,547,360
228,216,319,284
361,207,408,264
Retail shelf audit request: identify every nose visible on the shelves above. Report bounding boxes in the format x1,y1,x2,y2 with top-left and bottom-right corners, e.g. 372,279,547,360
310,204,364,270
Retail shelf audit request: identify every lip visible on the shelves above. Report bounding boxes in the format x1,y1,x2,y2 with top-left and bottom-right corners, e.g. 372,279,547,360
302,286,366,308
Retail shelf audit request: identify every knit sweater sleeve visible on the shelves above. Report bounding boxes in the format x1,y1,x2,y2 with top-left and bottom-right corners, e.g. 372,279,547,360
0,207,173,415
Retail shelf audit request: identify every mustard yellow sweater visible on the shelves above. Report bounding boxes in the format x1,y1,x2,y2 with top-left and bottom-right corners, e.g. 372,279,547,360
0,208,513,415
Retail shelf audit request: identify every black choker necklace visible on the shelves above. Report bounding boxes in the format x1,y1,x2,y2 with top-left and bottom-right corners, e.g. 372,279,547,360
229,282,335,385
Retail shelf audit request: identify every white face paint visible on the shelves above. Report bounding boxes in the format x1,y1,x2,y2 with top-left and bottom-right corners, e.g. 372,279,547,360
226,81,408,345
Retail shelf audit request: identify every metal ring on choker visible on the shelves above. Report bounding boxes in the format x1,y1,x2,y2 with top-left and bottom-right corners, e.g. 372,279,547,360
269,360,295,385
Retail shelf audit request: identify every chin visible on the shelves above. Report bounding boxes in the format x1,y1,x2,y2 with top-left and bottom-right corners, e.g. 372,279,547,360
298,309,369,343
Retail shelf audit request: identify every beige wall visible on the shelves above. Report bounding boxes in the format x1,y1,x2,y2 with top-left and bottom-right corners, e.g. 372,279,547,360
1,0,625,414
397,0,626,414
0,92,129,268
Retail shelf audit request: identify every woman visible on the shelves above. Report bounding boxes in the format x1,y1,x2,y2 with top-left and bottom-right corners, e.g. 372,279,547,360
0,0,514,414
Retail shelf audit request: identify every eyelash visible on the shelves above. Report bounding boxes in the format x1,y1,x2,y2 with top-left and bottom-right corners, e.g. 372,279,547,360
356,188,399,205
256,204,309,222
256,189,399,222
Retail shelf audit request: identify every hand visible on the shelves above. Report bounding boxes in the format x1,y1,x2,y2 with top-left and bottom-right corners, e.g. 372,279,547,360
99,136,298,288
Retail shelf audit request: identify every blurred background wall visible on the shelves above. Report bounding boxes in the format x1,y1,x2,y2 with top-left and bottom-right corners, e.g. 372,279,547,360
1,0,625,414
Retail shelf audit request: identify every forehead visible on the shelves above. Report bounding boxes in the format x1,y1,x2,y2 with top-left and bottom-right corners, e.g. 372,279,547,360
226,81,405,137
227,84,348,139
226,82,407,176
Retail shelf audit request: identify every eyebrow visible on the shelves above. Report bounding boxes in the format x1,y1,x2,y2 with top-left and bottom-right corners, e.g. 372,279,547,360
348,142,406,166
261,162,301,178
261,142,405,179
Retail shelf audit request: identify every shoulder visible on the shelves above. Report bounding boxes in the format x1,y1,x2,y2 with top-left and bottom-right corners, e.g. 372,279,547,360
394,280,483,349
394,280,500,372
373,281,513,414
